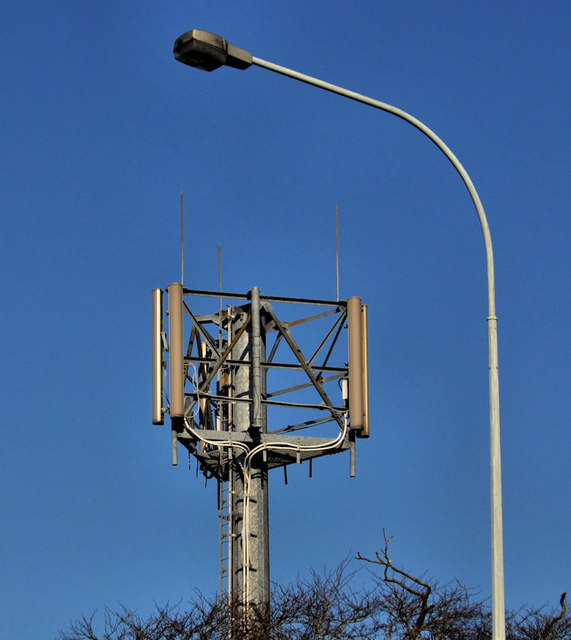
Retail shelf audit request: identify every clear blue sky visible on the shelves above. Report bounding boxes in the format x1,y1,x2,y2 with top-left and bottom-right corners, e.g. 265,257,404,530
1,2,569,638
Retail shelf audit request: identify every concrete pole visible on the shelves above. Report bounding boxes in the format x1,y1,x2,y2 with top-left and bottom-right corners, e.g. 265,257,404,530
230,288,270,606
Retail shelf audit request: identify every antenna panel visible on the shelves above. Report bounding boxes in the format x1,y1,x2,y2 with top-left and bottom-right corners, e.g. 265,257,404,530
168,282,185,419
347,296,369,435
152,288,164,424
360,303,370,438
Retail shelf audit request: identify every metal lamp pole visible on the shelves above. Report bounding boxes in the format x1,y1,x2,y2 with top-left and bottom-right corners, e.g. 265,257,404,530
172,29,506,640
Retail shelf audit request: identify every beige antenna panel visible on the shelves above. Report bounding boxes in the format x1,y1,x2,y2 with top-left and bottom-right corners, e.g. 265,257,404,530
347,296,369,437
360,304,370,438
168,282,185,419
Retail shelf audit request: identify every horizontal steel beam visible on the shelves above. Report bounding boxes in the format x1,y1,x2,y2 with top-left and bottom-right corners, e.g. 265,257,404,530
182,287,347,307
184,355,347,374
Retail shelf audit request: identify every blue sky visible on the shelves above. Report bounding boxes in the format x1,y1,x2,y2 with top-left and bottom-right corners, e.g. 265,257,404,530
1,2,569,638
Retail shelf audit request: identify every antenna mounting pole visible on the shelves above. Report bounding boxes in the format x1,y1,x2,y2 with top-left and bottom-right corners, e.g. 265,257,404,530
180,191,184,286
335,205,340,301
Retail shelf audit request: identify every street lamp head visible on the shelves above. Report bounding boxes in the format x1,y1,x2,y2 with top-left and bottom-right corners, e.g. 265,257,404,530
173,29,253,72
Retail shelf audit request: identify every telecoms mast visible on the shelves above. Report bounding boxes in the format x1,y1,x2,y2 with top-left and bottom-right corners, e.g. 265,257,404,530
152,285,369,607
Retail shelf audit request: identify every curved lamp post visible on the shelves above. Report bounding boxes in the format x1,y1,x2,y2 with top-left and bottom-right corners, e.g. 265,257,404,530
173,29,506,640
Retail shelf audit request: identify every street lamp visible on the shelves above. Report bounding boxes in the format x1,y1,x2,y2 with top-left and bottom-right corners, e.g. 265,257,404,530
173,28,506,640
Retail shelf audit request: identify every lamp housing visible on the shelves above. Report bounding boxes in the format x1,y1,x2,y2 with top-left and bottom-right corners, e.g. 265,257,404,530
173,29,252,71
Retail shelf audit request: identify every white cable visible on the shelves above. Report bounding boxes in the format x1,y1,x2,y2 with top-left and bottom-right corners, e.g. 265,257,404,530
184,409,349,603
240,416,348,600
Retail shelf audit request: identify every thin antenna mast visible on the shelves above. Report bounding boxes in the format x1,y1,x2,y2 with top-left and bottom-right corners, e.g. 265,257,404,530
218,243,223,348
218,243,222,294
335,204,340,301
180,191,184,285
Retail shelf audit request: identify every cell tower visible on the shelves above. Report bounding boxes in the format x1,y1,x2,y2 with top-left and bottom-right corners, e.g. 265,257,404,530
151,282,369,614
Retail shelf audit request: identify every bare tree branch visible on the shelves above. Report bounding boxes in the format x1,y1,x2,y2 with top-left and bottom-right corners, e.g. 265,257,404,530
58,535,569,640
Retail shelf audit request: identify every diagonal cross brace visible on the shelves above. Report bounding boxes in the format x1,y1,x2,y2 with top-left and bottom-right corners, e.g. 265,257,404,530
183,301,221,358
184,313,251,418
263,303,345,430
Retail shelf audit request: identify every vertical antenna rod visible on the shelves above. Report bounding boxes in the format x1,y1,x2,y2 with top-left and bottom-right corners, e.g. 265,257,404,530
218,243,223,354
335,205,340,301
218,243,222,293
180,191,184,286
